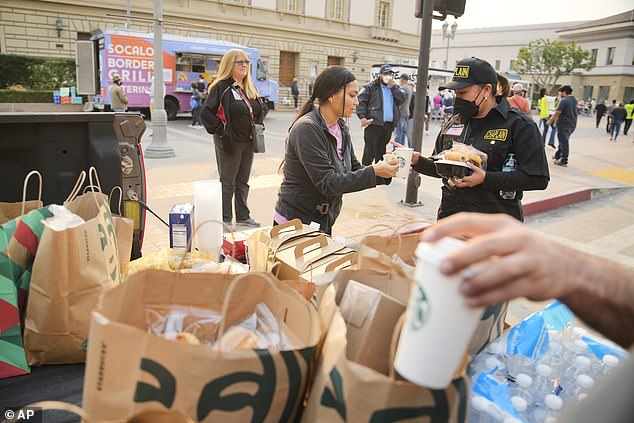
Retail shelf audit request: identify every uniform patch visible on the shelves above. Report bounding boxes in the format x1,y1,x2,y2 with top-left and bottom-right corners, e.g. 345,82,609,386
484,129,508,141
454,65,470,78
445,124,464,136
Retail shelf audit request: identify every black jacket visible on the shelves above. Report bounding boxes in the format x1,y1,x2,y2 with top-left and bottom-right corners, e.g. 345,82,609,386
201,78,265,154
413,97,549,221
275,109,390,234
356,79,405,125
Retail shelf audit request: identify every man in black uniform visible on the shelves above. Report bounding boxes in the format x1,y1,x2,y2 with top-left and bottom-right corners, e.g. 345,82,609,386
411,57,549,221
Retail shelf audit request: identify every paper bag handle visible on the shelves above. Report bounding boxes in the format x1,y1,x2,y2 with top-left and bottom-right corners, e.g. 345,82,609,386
64,171,87,204
109,186,123,216
217,272,284,351
20,170,43,216
270,218,303,238
294,234,328,259
324,251,357,273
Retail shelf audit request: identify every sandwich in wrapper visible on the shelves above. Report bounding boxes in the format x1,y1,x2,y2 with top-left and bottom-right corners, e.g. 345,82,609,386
434,142,488,181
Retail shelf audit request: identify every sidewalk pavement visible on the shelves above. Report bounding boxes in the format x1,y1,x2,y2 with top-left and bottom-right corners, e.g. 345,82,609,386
139,111,634,254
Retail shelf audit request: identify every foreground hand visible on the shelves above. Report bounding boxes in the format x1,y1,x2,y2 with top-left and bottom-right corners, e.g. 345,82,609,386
451,162,485,187
361,118,368,128
420,213,572,307
411,151,420,166
373,160,399,178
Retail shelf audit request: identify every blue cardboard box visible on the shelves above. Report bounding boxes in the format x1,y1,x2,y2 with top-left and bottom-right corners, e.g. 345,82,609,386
169,203,194,251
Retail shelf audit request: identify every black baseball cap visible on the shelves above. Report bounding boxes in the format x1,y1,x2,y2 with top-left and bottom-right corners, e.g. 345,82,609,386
440,57,497,90
379,64,394,74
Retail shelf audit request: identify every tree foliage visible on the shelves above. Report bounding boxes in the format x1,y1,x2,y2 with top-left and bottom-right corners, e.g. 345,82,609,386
0,54,76,90
513,39,595,91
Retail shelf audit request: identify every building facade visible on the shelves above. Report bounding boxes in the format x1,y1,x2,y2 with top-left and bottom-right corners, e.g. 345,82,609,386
0,0,424,92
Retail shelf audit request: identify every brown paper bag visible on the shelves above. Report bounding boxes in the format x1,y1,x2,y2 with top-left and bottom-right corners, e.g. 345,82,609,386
358,233,508,355
24,188,123,365
0,170,43,225
302,290,469,423
82,270,321,422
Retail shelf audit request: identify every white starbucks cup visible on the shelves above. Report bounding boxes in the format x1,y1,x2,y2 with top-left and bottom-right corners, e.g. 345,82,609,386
394,237,484,388
394,147,413,179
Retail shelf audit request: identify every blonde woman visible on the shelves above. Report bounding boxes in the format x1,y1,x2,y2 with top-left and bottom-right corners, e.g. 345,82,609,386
201,49,265,228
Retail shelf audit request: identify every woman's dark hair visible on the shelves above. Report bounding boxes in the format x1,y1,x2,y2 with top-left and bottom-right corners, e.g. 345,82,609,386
496,72,510,98
190,82,198,89
539,88,547,98
291,66,356,128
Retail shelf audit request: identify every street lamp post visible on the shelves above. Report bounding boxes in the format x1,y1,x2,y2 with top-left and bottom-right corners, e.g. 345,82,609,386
145,0,175,158
442,20,458,69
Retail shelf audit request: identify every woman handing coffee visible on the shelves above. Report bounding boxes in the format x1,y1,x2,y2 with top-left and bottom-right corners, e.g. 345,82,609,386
274,66,398,235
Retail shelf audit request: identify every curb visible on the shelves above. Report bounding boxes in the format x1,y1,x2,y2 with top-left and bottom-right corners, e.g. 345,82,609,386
523,188,592,217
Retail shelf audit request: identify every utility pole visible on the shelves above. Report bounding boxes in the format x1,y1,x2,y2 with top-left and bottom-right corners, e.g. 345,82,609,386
145,0,175,158
403,0,435,206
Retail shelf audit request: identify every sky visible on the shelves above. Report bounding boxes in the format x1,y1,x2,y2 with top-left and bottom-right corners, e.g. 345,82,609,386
431,0,633,29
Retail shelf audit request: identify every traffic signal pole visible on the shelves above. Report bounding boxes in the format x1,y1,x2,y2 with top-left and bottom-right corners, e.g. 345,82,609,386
404,0,435,206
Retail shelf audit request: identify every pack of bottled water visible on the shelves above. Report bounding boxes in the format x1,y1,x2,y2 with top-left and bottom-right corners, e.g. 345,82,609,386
468,301,628,423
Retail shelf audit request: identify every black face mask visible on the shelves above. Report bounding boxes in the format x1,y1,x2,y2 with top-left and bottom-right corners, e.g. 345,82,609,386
454,86,487,120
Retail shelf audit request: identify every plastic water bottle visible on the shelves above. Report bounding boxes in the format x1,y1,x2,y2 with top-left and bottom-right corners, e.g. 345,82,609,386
500,153,517,200
510,396,529,421
506,353,533,379
566,374,595,402
534,364,555,396
564,355,592,381
509,373,534,403
601,354,620,376
532,394,563,422
470,395,490,423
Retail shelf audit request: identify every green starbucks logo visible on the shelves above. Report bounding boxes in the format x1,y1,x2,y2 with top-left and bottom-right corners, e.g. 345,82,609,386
409,286,430,331
397,156,406,168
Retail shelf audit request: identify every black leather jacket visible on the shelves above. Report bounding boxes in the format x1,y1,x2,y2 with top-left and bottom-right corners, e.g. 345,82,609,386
356,78,405,125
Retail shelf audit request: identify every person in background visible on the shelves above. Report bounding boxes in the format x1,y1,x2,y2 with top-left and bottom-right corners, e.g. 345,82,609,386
197,74,207,96
274,66,398,235
394,73,413,147
188,82,203,128
411,57,549,222
538,88,557,148
291,77,300,110
609,102,627,141
441,90,454,122
433,91,443,120
606,99,617,133
201,48,265,229
357,64,405,165
547,85,577,167
109,74,128,112
590,97,597,115
496,73,510,98
624,99,634,136
595,99,607,129
507,83,531,115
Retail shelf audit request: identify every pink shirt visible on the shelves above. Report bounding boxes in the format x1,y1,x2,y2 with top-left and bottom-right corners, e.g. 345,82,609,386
327,122,344,160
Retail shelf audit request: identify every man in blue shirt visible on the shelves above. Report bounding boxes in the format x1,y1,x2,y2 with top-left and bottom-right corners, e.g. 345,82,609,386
357,64,405,165
547,85,578,167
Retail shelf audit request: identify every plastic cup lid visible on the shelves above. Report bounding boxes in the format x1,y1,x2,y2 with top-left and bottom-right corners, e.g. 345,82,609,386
415,237,465,266
577,374,595,389
511,396,528,412
536,363,553,377
516,373,533,387
544,394,563,410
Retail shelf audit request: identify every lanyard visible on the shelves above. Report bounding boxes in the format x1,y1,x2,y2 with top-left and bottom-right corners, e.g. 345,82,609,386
236,85,256,126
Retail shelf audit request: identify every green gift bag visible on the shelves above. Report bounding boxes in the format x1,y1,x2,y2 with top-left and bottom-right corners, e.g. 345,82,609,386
0,207,52,379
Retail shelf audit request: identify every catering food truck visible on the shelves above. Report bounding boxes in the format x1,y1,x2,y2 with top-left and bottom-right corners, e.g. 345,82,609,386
77,29,278,119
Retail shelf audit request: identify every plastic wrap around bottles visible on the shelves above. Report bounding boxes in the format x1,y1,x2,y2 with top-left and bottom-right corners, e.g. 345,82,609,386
193,180,223,256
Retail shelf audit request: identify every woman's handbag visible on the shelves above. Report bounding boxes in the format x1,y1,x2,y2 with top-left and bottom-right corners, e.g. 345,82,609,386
237,86,266,154
252,123,266,153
